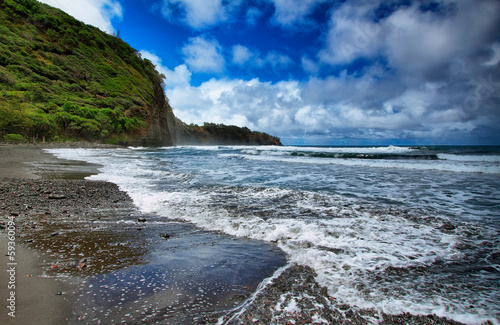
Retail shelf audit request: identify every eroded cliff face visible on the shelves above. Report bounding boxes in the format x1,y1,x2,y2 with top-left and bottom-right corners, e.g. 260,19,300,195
140,75,176,147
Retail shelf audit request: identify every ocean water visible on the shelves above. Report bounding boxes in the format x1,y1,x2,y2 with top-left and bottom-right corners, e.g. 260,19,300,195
48,145,500,324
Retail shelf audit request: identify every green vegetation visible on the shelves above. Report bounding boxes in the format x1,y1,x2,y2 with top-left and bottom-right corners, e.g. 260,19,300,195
179,122,282,146
3,133,27,143
0,0,164,143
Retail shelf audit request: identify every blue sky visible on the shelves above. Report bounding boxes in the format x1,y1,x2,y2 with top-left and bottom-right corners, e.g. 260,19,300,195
39,0,500,146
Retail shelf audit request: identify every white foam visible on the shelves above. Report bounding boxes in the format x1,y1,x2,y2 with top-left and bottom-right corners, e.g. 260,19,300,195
241,153,500,174
438,153,500,162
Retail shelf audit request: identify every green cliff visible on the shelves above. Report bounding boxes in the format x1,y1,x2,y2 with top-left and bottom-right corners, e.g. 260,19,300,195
0,0,281,146
176,121,282,146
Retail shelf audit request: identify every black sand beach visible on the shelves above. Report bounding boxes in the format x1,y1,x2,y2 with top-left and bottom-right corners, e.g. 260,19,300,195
0,144,287,324
0,144,472,324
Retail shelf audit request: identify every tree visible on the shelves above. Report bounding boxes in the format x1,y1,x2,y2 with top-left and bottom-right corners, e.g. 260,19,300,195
26,110,54,142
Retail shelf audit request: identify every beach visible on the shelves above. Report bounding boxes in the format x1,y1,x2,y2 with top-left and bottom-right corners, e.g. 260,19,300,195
1,143,494,324
0,144,285,324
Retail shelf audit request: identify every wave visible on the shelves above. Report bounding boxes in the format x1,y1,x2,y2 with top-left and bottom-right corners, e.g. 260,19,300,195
438,153,500,162
46,147,500,324
241,153,500,174
241,150,439,160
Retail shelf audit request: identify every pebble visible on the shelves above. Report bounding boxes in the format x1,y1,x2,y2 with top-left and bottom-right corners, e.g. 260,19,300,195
48,194,66,200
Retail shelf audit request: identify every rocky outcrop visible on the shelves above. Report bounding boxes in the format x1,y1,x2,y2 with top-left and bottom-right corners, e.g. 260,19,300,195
140,75,176,146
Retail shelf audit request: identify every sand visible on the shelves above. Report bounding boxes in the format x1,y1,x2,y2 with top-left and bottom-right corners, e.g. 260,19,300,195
0,143,105,325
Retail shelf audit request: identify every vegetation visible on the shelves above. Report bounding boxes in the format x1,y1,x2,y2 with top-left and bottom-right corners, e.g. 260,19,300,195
0,0,164,143
178,122,282,146
3,133,27,143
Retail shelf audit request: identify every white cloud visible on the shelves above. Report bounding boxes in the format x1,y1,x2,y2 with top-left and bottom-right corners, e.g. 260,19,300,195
231,45,255,66
301,56,319,74
269,0,328,27
264,51,294,69
318,1,384,65
165,60,500,144
139,50,191,87
160,0,227,29
231,45,293,70
319,0,500,77
182,37,225,73
245,6,262,26
38,0,122,34
159,0,329,29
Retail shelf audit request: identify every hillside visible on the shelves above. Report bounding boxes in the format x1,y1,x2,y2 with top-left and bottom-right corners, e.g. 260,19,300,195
0,0,281,146
177,121,282,146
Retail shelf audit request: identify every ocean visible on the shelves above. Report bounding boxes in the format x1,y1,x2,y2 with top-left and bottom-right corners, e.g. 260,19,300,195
48,145,500,324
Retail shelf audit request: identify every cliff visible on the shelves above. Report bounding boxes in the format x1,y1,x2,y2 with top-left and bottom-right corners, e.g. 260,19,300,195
176,121,282,146
0,0,280,146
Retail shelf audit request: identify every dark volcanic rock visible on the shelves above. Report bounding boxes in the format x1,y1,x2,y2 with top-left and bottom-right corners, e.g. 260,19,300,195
223,264,467,325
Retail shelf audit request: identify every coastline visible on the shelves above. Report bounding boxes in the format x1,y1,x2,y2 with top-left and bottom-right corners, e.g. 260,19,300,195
0,142,128,324
0,143,477,324
0,143,288,324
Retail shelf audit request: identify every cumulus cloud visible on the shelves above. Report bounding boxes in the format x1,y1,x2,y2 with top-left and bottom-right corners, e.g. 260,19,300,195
139,50,192,87
231,45,255,66
182,37,225,73
231,45,293,70
157,0,333,30
160,0,226,29
268,0,329,27
38,0,122,34
319,1,500,75
167,64,499,144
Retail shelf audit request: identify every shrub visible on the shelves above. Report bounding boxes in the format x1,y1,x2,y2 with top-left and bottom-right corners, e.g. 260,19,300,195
0,69,16,85
3,133,27,143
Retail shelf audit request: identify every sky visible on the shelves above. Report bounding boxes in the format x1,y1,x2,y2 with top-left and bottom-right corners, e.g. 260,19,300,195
38,0,500,146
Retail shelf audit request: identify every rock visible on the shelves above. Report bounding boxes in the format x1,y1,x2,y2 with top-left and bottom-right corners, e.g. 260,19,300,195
160,233,170,239
137,217,146,223
10,212,19,216
50,232,60,237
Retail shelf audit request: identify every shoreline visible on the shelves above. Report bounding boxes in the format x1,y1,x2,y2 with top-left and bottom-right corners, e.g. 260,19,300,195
0,144,288,324
0,143,476,324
